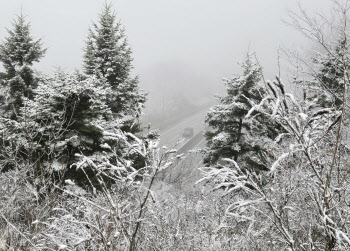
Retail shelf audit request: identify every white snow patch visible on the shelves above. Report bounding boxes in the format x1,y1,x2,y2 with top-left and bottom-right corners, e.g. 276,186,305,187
270,153,289,172
65,179,75,185
298,113,308,121
100,143,111,150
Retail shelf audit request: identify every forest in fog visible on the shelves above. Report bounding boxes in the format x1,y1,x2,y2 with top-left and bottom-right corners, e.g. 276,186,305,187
1,0,350,250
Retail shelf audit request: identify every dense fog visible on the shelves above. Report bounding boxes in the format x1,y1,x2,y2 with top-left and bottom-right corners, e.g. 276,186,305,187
0,0,330,120
2,1,350,250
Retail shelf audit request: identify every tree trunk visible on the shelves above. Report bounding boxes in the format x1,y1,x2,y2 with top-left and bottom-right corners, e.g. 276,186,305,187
234,118,243,162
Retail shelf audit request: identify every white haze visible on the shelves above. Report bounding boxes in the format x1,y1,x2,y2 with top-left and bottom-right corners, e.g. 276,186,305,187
0,0,331,119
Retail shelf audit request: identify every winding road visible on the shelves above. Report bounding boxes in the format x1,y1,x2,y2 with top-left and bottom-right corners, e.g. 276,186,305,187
155,108,209,189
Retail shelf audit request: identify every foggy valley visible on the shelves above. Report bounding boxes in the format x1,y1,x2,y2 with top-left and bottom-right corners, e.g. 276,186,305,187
1,0,350,250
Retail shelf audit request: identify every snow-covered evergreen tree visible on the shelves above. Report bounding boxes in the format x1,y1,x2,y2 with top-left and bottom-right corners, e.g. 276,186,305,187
199,75,350,250
0,13,46,119
0,69,155,187
2,72,92,182
306,38,349,109
204,54,278,172
83,29,96,76
83,4,146,120
0,71,109,182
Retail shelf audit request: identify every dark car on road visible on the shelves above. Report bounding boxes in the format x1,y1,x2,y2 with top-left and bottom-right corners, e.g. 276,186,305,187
183,127,194,138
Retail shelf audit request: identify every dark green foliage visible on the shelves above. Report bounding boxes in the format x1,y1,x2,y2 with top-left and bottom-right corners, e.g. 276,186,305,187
83,3,146,118
0,71,110,185
84,4,132,87
308,38,349,109
0,6,149,190
0,13,46,118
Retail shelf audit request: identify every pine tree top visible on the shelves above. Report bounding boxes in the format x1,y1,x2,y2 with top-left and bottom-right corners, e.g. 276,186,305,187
208,54,265,121
203,53,278,170
0,13,46,73
307,37,349,108
83,3,132,87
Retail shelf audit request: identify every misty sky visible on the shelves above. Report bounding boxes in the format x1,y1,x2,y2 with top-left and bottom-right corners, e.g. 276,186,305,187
0,0,331,113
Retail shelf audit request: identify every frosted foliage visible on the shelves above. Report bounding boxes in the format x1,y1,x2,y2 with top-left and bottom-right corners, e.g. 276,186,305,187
0,14,46,118
1,119,215,250
203,54,278,172
0,14,45,70
200,75,350,250
83,4,146,118
0,70,133,181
